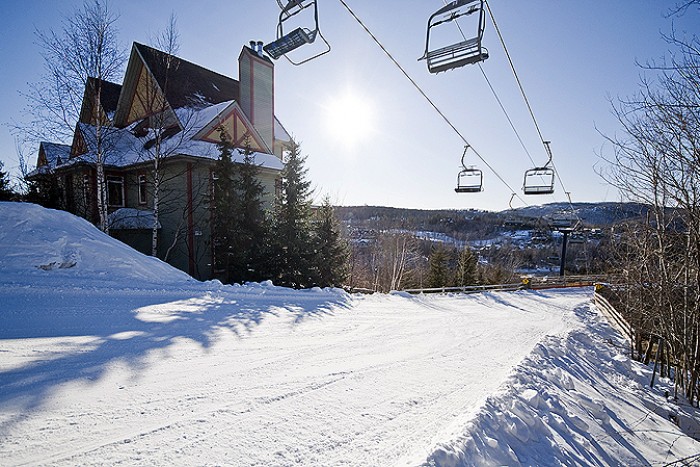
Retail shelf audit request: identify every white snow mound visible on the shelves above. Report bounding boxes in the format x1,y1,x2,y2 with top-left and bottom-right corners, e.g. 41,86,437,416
0,202,192,285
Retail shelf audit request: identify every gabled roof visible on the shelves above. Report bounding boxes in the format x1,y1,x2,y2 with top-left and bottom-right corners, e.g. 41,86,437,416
192,100,271,153
38,41,288,176
28,142,72,178
38,142,72,168
93,78,122,115
78,78,122,125
134,42,239,109
274,117,292,145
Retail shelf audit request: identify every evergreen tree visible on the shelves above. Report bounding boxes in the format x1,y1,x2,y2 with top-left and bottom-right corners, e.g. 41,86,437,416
454,245,478,287
0,162,16,201
427,245,451,288
229,144,268,283
313,196,349,288
211,129,238,281
24,174,62,208
269,140,316,288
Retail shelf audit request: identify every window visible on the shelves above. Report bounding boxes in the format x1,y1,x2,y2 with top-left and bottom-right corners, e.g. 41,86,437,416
138,175,147,205
107,175,124,207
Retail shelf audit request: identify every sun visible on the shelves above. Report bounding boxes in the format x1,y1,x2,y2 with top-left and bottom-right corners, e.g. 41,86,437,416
324,91,375,144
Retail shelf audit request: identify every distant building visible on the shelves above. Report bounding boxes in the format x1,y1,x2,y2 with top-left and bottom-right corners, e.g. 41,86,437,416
30,42,292,280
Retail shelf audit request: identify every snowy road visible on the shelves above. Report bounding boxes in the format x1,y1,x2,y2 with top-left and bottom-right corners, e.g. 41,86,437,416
3,203,698,466
0,281,584,466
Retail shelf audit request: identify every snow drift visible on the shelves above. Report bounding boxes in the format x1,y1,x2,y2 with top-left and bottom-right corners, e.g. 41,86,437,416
0,202,192,286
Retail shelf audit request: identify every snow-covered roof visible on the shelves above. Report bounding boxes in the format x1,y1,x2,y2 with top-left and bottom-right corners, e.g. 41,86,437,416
67,108,284,171
274,117,292,144
108,208,161,230
27,142,73,178
41,142,72,168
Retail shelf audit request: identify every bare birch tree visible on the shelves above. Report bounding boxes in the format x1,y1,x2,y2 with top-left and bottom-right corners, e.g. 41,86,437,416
17,1,125,232
146,13,180,257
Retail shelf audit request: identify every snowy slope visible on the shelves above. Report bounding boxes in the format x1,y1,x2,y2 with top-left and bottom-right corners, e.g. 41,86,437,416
1,202,698,466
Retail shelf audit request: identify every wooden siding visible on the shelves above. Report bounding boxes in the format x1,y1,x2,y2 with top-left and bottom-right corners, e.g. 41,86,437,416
197,106,267,153
126,64,170,126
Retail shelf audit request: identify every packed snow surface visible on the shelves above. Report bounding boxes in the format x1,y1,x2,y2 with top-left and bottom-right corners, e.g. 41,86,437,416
1,202,698,466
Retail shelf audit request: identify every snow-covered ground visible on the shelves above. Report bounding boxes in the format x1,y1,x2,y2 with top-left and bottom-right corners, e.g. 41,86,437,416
1,202,699,466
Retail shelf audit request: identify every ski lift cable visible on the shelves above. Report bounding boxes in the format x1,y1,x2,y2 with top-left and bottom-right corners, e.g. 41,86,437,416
478,64,537,167
484,0,546,147
442,0,556,203
336,0,528,206
484,0,581,220
441,0,537,167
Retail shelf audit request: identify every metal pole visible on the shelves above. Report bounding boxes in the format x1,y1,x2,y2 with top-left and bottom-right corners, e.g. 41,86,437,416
559,230,569,277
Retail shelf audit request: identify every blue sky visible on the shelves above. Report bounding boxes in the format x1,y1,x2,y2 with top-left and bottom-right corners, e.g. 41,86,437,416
1,1,698,211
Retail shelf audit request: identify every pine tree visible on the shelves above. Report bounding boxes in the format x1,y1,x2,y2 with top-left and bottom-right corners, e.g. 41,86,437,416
427,245,451,288
454,245,478,287
229,144,268,283
0,162,15,201
24,175,62,208
211,129,238,281
313,196,349,288
269,140,316,288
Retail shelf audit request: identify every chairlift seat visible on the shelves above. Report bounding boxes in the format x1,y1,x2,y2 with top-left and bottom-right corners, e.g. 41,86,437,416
425,39,489,74
523,185,554,195
455,185,482,193
264,28,313,59
265,0,330,65
421,0,488,73
523,166,555,195
455,167,483,193
551,218,574,228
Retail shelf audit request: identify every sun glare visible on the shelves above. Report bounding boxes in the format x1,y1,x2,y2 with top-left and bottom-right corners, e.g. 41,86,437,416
325,92,374,145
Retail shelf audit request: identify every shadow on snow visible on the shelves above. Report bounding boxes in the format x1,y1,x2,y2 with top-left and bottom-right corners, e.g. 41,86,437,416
0,282,351,432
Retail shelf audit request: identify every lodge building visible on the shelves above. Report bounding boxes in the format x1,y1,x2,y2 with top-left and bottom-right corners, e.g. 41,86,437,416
31,41,291,280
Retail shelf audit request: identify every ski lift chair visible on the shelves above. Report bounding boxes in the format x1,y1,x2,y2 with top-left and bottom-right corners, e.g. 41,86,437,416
523,141,555,195
420,0,489,74
263,0,330,65
455,168,483,193
455,145,483,193
523,167,555,195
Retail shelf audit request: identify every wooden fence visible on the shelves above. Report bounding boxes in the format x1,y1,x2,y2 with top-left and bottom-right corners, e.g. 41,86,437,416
592,286,636,354
399,275,603,295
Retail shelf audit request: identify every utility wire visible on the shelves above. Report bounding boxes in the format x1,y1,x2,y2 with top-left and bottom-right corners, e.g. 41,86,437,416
484,0,546,147
336,0,527,206
484,0,581,223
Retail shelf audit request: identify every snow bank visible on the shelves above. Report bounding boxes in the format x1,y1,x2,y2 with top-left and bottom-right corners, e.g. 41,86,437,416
424,299,700,466
0,202,192,286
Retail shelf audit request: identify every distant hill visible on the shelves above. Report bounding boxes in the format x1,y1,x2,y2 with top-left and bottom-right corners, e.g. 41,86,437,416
509,202,649,226
335,202,649,240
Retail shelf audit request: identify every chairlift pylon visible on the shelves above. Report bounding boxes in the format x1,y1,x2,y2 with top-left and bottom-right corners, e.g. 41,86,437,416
420,0,489,74
455,145,483,193
523,141,555,195
263,0,330,65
